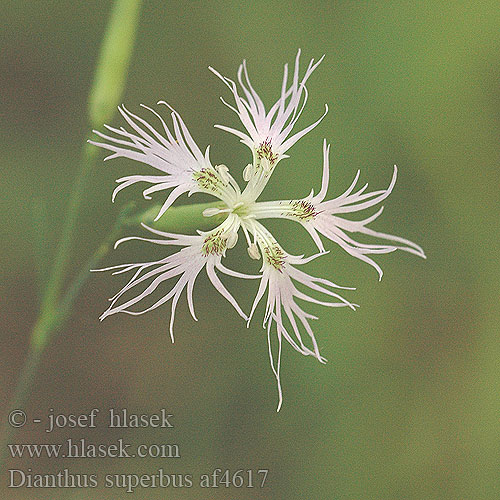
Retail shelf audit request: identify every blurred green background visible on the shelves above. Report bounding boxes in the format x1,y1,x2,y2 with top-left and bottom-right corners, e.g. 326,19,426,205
2,1,500,499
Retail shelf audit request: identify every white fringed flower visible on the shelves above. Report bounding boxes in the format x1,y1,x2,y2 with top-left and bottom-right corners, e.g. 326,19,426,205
92,51,425,410
89,103,241,220
209,49,328,174
251,140,426,280
93,215,252,342
243,221,356,411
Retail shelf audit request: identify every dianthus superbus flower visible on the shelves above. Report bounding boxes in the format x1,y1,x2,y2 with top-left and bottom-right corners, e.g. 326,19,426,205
92,51,425,410
89,103,240,220
93,217,254,342
209,49,328,172
251,140,426,280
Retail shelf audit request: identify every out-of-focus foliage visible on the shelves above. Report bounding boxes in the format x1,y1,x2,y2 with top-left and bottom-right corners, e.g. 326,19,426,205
1,1,499,499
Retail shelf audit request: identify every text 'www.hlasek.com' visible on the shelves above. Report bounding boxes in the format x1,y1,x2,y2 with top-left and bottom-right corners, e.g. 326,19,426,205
5,407,269,493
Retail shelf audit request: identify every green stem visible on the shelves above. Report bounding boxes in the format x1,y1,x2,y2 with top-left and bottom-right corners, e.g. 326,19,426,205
33,143,99,350
31,197,50,301
0,205,132,471
0,200,227,471
58,204,135,322
33,0,143,349
1,0,143,473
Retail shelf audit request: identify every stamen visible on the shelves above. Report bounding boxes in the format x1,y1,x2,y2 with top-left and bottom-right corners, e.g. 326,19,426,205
248,243,261,260
263,244,286,271
193,168,223,193
241,224,253,247
287,200,319,221
202,207,231,217
224,231,238,249
243,163,253,181
201,230,227,256
203,207,220,217
256,139,279,168
215,164,230,185
260,158,272,173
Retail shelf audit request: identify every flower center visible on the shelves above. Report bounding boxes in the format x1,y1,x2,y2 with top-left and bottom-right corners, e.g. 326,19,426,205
201,230,227,256
256,139,278,169
193,168,226,194
287,200,318,222
263,244,286,272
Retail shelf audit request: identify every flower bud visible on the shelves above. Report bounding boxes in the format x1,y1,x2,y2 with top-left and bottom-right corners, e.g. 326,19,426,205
88,0,143,127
